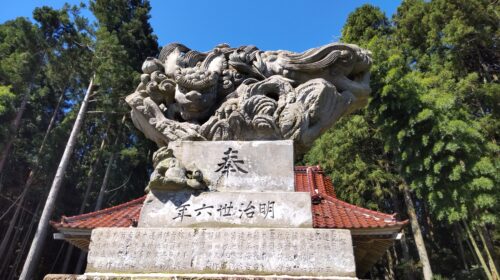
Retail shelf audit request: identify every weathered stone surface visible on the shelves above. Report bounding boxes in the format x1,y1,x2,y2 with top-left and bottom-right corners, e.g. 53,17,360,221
45,273,358,280
43,273,358,280
168,140,294,192
87,228,356,277
126,42,372,156
138,190,312,228
146,146,207,192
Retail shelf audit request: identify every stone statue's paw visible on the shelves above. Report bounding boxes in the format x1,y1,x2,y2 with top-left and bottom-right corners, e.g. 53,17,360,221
186,179,207,190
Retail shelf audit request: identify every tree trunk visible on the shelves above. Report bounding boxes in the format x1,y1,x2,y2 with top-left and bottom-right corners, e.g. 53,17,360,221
1,204,26,278
20,89,65,190
0,90,65,258
0,188,27,259
49,243,66,273
60,245,74,274
478,226,499,279
402,183,433,280
463,221,493,280
74,142,116,274
80,128,109,214
37,91,65,157
94,151,116,211
62,134,108,273
460,223,481,266
421,201,436,246
400,231,415,279
385,249,395,280
0,90,30,176
454,224,469,271
94,116,125,212
392,191,415,280
74,252,86,274
19,78,94,280
10,202,41,280
75,118,124,274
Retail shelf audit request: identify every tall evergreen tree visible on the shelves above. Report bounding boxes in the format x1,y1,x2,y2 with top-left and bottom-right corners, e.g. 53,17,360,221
306,1,499,279
0,1,496,279
90,0,158,72
0,5,95,279
68,0,159,274
83,0,158,212
0,18,44,175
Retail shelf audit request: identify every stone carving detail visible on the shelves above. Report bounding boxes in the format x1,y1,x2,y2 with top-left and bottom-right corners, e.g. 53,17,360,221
146,146,206,192
126,42,372,155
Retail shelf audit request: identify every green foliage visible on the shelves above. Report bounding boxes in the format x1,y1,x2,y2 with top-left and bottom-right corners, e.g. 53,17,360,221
0,17,43,90
90,0,158,72
306,1,499,278
375,0,498,226
0,0,496,278
305,114,397,210
0,85,15,116
0,85,15,148
341,4,390,45
86,0,158,206
0,2,157,278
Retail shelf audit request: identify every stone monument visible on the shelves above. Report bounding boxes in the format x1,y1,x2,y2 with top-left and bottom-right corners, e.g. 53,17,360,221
80,42,371,279
127,42,371,156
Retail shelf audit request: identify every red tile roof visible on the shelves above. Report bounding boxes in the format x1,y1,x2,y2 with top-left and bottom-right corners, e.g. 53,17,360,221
50,196,145,230
51,166,407,231
295,166,407,230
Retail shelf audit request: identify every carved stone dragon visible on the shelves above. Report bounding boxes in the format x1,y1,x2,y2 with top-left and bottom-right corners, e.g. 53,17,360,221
127,42,372,156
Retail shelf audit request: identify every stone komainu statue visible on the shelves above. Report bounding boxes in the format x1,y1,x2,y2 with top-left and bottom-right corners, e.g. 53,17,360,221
127,42,372,156
146,146,206,192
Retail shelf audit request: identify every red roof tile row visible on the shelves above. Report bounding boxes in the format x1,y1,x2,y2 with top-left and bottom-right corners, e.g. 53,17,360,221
295,166,406,229
51,166,407,231
51,195,145,230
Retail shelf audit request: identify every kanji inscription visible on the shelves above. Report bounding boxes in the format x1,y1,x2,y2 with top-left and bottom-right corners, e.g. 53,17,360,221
87,228,356,277
166,141,295,192
138,191,312,228
215,148,248,176
173,200,275,222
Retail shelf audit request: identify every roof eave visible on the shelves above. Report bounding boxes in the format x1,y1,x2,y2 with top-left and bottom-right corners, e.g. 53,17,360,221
350,226,405,237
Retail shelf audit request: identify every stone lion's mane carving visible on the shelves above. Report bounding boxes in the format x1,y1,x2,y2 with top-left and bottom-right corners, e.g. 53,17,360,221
126,42,372,156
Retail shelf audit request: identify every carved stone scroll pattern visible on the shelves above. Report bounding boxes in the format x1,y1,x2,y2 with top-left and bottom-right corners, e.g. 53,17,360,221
126,43,372,156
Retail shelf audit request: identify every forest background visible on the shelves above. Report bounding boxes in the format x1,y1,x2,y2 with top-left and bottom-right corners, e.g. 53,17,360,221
0,0,498,279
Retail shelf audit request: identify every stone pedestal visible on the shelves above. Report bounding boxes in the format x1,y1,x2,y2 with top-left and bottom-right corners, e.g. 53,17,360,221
169,140,295,192
49,141,358,279
86,228,356,277
138,190,313,228
45,274,357,280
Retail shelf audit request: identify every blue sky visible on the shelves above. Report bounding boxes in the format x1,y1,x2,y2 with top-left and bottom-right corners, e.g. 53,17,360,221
1,0,400,52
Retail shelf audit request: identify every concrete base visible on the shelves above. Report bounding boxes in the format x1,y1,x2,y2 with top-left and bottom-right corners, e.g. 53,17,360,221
45,273,358,280
86,228,356,277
